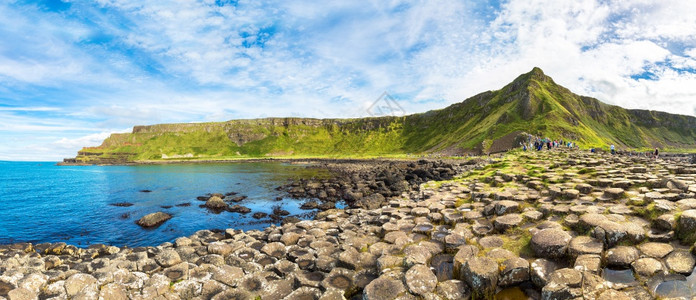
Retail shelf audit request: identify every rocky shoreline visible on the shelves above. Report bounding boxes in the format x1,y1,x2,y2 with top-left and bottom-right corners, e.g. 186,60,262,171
3,150,696,299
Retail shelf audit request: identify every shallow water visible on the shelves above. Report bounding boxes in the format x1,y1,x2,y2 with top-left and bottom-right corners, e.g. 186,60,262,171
0,161,327,247
495,287,531,300
654,267,696,298
602,267,636,284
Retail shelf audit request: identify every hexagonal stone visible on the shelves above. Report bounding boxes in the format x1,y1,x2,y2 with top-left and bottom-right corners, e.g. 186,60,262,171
531,259,558,288
575,184,593,194
602,188,625,200
605,246,639,267
655,214,676,231
574,254,601,273
563,189,580,199
568,236,603,257
493,214,523,232
531,228,571,259
460,257,498,299
363,276,406,300
637,242,673,259
155,250,182,268
678,209,696,234
494,200,520,215
405,264,438,295
541,268,583,300
436,280,470,300
578,213,608,231
499,257,529,287
631,258,664,278
412,207,430,217
665,250,696,274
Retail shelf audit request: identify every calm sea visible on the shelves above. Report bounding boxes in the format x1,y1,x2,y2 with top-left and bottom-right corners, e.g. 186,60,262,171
0,161,325,247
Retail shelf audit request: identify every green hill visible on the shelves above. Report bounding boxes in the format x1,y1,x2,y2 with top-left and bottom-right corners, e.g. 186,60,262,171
66,68,696,164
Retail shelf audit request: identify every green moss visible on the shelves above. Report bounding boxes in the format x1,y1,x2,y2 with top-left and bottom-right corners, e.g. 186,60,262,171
500,229,534,258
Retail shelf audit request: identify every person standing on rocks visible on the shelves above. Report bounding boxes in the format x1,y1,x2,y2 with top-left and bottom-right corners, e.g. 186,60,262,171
610,144,615,155
654,147,659,159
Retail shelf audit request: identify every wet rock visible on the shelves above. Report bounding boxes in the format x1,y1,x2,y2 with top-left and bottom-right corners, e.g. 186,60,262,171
136,212,172,228
665,250,696,274
252,212,268,219
531,228,571,259
460,257,498,299
205,196,228,210
405,264,438,295
228,205,251,214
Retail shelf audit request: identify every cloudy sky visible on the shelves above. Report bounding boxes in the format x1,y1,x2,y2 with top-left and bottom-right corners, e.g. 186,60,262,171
1,0,696,161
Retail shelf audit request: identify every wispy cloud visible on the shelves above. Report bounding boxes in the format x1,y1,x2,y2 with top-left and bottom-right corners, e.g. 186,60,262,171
1,0,695,160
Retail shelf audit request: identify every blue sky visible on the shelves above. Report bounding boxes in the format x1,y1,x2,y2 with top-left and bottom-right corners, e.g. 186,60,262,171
1,0,696,161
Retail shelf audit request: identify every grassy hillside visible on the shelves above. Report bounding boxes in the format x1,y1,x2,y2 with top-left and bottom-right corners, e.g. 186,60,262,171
68,68,696,163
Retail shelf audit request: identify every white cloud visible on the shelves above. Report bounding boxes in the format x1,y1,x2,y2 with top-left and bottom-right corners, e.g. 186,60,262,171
2,0,696,160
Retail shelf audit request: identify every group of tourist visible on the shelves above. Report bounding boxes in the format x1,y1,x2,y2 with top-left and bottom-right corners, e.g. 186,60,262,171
521,135,577,152
520,136,661,160
590,145,660,159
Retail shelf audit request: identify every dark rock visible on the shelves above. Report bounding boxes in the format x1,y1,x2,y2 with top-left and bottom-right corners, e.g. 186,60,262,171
405,264,438,295
136,212,172,228
110,202,134,207
228,205,251,214
363,275,406,300
531,228,571,259
252,212,268,219
460,257,498,299
605,246,639,267
205,196,228,210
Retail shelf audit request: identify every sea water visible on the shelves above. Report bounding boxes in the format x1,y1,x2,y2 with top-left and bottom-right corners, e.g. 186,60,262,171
0,161,326,247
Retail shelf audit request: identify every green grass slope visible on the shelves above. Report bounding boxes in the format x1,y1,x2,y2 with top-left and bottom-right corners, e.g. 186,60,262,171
69,68,696,163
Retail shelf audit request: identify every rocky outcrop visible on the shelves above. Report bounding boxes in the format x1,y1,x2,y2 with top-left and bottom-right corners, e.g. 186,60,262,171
135,212,172,228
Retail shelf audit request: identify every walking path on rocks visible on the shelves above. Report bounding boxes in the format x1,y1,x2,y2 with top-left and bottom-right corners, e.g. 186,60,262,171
2,149,696,299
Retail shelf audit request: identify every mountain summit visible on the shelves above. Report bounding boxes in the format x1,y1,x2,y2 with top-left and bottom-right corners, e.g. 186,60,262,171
66,68,696,163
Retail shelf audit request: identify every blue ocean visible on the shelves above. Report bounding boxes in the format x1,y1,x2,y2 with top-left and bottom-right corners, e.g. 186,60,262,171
0,161,326,247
